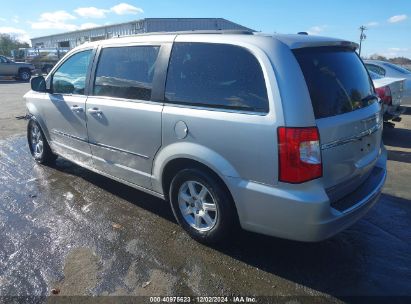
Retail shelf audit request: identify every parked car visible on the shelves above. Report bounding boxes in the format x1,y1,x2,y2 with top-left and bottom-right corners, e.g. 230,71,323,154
11,47,70,74
24,31,387,243
0,55,35,81
368,70,406,123
364,60,411,105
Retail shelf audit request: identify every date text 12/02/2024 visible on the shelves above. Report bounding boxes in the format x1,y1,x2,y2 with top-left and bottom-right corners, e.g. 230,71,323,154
149,296,257,303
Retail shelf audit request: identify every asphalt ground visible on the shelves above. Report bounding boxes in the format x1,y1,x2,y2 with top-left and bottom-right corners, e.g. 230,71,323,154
0,80,410,303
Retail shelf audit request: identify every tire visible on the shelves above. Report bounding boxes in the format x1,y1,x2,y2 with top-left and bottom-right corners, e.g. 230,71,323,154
169,168,237,244
27,119,57,164
18,69,31,82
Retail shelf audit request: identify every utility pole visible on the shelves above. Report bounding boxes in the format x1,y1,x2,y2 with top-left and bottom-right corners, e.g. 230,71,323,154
359,26,367,57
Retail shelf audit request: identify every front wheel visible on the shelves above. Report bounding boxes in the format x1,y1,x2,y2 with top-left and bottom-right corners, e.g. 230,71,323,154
169,168,237,244
27,119,57,164
18,69,31,82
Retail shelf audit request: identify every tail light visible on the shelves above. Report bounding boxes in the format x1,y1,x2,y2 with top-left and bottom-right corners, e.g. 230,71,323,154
375,86,392,105
278,127,322,183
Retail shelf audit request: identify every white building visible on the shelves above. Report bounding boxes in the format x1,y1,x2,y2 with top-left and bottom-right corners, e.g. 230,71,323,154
31,18,253,49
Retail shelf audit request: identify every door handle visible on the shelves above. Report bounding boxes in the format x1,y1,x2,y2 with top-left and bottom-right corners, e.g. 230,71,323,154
88,108,103,115
70,105,83,112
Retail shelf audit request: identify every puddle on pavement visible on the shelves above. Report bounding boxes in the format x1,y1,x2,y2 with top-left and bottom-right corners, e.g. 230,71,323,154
0,136,410,299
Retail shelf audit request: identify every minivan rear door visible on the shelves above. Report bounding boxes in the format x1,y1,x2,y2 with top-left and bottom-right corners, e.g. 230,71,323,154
294,47,382,201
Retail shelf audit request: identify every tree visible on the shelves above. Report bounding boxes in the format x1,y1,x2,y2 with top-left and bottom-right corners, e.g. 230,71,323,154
0,33,29,57
369,54,388,61
390,57,411,65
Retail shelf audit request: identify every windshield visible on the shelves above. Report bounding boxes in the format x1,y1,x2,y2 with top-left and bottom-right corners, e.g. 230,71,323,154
293,47,375,119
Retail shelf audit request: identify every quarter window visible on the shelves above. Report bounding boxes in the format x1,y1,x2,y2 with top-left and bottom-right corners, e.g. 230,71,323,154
365,64,386,76
165,43,269,113
93,46,160,101
52,50,92,95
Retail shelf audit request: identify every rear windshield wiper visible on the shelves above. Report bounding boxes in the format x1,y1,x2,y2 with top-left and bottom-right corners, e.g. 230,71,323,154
361,94,379,103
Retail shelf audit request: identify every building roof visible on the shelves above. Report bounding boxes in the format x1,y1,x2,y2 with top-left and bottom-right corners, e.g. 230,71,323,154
31,18,253,41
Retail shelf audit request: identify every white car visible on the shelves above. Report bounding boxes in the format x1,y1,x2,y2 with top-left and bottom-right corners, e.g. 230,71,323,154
368,70,405,122
364,60,411,105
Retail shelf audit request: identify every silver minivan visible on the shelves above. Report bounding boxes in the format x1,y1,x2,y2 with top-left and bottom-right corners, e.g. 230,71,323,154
25,31,387,243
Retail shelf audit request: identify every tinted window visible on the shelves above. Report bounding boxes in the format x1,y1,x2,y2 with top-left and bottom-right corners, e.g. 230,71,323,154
165,43,269,113
368,70,383,80
0,56,7,63
52,50,92,95
93,46,159,101
365,64,386,76
294,47,375,119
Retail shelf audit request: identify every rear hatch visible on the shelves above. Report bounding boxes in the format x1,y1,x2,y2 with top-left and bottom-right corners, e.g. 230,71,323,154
293,47,383,202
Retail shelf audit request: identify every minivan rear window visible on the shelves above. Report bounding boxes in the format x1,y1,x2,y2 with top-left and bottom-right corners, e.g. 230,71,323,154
293,47,375,119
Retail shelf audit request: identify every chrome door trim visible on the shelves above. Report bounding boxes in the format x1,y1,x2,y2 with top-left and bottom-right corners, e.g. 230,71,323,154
51,129,149,159
51,129,88,142
89,141,150,159
321,122,383,150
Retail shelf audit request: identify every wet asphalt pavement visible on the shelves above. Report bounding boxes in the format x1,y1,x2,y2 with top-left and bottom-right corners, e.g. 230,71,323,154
0,82,411,302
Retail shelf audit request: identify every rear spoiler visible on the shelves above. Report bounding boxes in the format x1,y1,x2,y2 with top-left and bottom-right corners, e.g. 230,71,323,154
289,40,359,51
274,35,359,51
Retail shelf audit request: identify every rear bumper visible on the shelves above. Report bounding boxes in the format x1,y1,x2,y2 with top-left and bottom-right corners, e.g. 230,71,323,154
227,147,387,242
384,105,405,120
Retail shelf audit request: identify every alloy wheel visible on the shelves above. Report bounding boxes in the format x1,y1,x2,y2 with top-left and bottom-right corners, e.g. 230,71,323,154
21,71,30,81
30,124,44,158
178,181,218,232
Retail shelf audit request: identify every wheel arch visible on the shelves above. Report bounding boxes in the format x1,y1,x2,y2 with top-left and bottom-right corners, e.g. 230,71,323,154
18,66,31,72
152,142,239,199
160,157,240,227
26,104,52,143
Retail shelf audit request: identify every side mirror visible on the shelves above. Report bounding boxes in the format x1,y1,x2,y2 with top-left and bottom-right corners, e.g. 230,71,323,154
31,76,47,92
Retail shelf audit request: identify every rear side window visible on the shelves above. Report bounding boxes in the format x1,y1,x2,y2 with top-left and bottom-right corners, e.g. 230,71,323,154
368,71,383,80
294,47,375,119
365,64,386,76
165,43,269,113
93,46,160,101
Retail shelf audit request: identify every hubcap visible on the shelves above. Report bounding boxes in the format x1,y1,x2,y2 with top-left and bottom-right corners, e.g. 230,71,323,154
30,124,43,158
178,181,218,232
21,72,30,80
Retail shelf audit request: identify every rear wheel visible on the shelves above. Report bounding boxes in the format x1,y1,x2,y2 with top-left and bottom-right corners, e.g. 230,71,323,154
27,119,57,164
169,168,236,244
18,69,31,82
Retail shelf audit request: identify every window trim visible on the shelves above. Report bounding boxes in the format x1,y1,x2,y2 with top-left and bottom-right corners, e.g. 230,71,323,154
163,42,270,115
365,63,386,77
49,48,97,96
89,43,170,103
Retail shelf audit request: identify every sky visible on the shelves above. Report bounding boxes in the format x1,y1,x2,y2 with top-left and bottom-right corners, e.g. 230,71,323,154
0,0,410,58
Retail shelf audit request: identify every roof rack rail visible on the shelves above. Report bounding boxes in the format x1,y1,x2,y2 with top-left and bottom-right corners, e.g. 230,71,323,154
122,29,255,38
